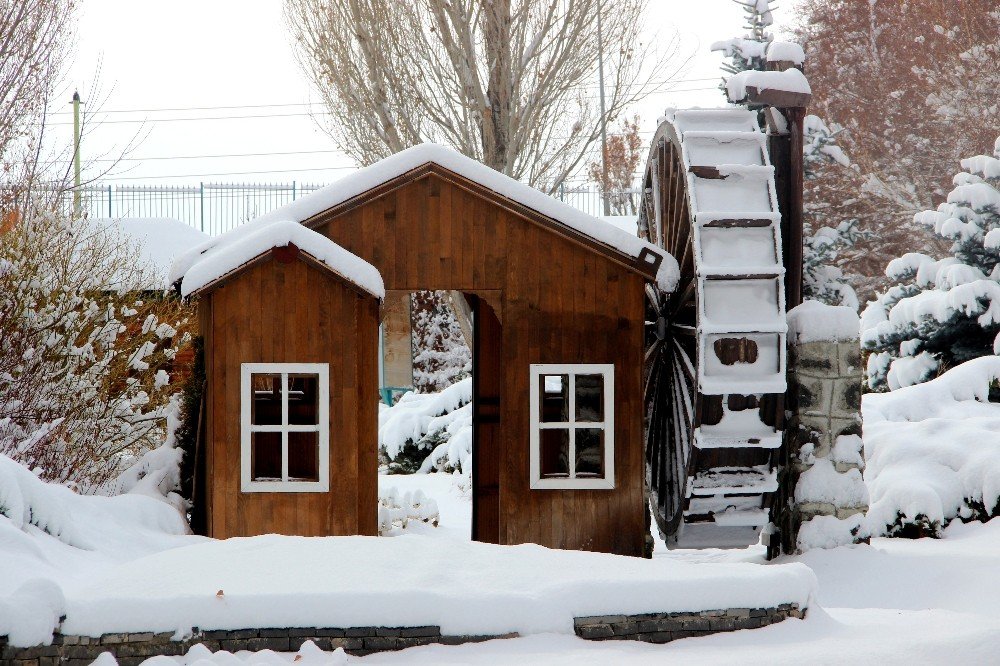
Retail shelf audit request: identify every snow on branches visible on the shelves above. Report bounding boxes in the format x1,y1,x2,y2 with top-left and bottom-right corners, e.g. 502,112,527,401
861,137,1000,390
0,209,192,489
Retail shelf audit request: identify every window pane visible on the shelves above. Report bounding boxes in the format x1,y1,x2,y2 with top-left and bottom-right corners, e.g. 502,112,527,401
575,428,604,478
540,428,569,478
288,431,320,482
251,373,282,425
539,374,569,422
575,373,605,422
287,374,320,425
251,432,282,481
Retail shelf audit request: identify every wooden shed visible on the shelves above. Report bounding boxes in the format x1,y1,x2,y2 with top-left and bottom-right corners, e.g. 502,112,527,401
176,145,676,556
182,221,384,539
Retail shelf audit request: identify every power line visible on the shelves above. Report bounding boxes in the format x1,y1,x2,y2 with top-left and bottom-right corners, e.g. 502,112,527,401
43,78,723,117
42,87,719,127
105,165,362,181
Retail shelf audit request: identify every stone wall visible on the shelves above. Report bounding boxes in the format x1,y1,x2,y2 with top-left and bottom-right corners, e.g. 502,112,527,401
1,605,805,664
574,603,804,643
782,335,869,553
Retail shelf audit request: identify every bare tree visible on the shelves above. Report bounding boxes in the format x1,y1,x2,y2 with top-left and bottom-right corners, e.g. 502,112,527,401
587,114,642,214
795,0,1000,297
286,0,687,191
0,0,76,184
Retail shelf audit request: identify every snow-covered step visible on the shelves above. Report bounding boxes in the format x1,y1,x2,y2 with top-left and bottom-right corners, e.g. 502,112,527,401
686,494,763,518
695,212,781,227
670,108,760,134
672,523,762,549
682,131,768,169
689,466,778,496
711,508,770,527
694,430,783,450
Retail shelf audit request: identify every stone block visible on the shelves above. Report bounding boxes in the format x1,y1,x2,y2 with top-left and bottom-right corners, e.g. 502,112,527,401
259,628,289,638
328,638,364,651
288,627,322,637
637,631,673,644
680,618,710,631
575,615,627,625
791,341,838,371
795,376,830,414
610,622,639,636
833,378,862,415
362,636,399,651
727,608,751,618
375,627,401,637
313,628,347,637
345,627,377,637
398,626,440,638
576,624,615,640
708,617,737,631
837,342,862,376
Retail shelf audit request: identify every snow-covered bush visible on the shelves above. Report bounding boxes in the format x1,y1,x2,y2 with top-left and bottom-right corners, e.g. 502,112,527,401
863,357,1000,537
0,208,192,488
378,378,471,474
377,487,439,536
861,137,1000,390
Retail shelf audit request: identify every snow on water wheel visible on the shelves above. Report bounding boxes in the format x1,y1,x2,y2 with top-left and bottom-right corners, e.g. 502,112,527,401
640,108,787,551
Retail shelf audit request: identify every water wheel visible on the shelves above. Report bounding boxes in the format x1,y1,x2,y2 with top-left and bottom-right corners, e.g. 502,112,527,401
640,108,788,551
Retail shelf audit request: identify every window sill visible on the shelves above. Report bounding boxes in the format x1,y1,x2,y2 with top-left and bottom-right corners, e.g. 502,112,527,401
530,477,615,490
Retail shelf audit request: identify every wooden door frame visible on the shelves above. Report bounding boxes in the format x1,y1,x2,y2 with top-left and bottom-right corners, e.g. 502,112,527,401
467,291,503,544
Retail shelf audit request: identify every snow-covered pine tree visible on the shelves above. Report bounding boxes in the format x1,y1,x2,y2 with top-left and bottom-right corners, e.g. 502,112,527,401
861,137,1000,391
711,0,773,77
410,291,471,393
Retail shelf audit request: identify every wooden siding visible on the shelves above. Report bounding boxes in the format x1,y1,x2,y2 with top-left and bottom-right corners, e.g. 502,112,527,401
203,256,378,539
316,172,647,556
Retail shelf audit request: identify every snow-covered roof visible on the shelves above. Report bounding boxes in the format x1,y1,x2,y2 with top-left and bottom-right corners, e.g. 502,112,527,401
725,68,811,105
170,144,678,292
90,217,208,290
180,220,384,299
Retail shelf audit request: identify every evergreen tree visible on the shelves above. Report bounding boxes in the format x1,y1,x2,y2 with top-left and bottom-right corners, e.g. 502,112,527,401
711,0,774,77
861,137,1000,391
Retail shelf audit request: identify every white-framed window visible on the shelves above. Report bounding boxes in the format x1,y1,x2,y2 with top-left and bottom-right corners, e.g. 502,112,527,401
240,362,330,493
529,364,615,490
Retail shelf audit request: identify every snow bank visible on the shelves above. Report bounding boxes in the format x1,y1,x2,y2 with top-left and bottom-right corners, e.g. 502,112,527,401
863,357,1000,535
89,218,209,290
170,144,678,292
180,220,384,298
0,454,195,645
61,534,816,638
726,68,811,104
797,514,866,550
787,300,860,343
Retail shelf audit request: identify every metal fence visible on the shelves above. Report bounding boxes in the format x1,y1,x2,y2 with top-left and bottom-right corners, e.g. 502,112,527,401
72,181,642,236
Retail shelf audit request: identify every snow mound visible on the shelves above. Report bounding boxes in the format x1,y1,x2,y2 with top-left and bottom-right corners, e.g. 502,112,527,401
863,357,1000,535
797,514,866,550
787,300,860,343
170,144,678,292
0,453,87,548
60,534,816,638
180,220,384,298
0,579,66,647
766,40,805,65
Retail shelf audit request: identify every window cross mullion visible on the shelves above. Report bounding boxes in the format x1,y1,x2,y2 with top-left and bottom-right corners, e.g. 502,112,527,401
568,373,576,479
281,371,289,482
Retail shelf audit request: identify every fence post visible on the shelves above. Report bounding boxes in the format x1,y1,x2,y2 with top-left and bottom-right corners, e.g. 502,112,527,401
292,180,297,201
108,185,112,218
199,182,205,233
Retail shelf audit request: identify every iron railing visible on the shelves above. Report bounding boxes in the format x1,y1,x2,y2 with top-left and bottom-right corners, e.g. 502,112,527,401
66,181,641,236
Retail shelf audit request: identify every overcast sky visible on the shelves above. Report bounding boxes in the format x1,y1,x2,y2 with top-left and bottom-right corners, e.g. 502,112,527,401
52,1,800,187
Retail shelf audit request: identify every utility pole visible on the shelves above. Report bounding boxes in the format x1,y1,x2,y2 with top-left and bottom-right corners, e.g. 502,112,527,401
596,0,611,217
72,91,82,217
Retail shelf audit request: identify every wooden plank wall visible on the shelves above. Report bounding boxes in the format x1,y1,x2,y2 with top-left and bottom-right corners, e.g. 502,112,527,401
318,173,646,556
204,258,378,539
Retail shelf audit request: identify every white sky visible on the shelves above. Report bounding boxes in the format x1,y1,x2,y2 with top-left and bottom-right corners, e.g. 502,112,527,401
54,0,799,187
